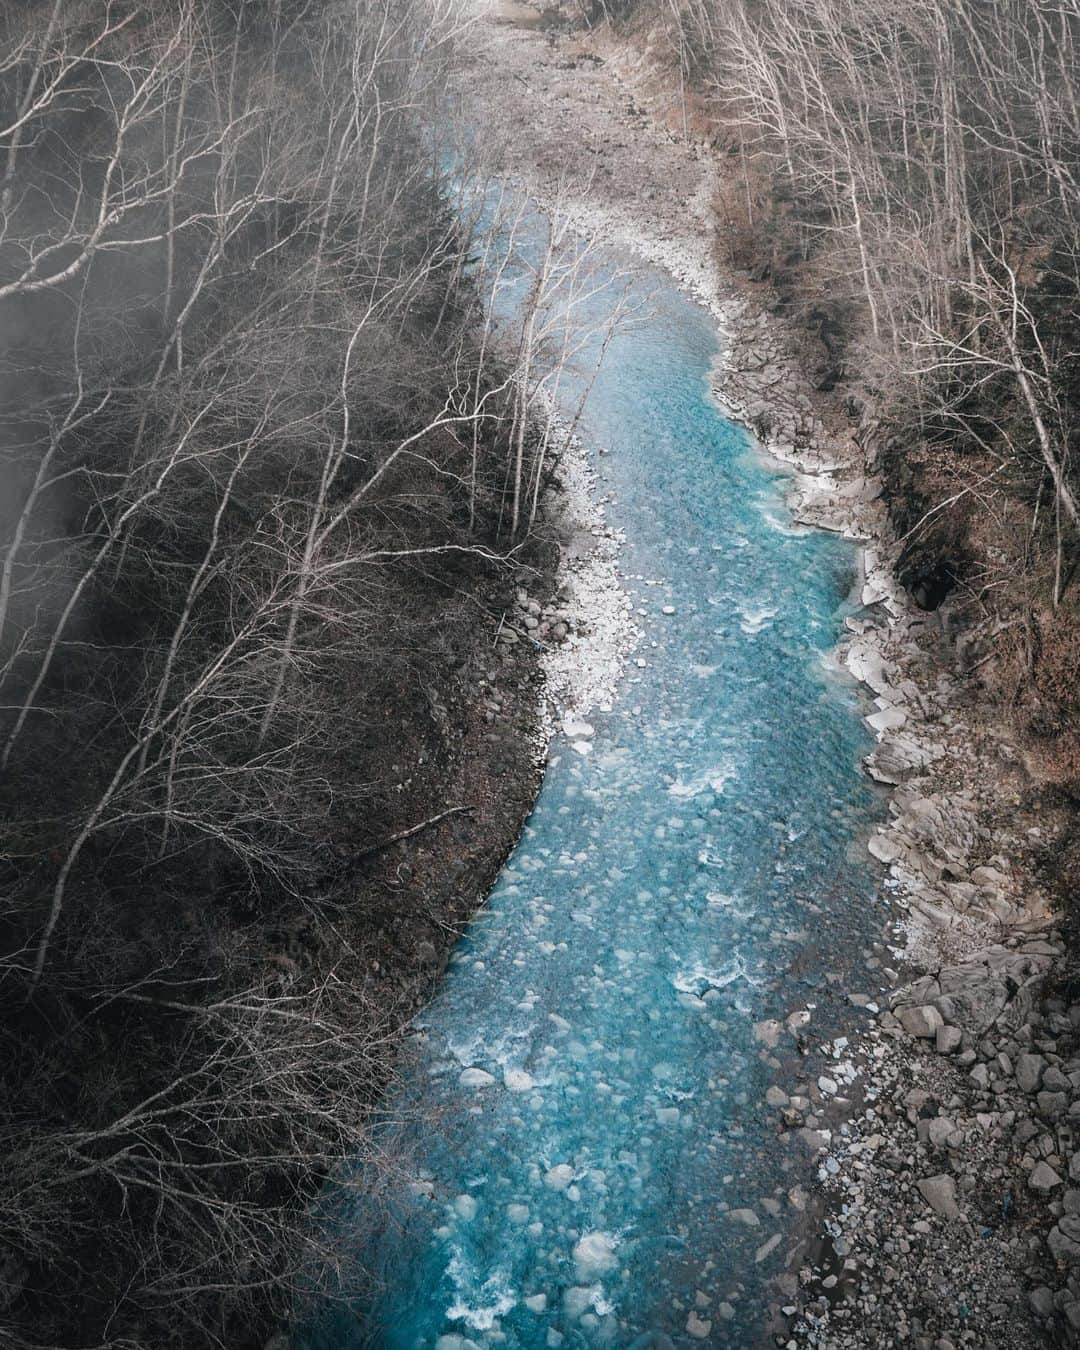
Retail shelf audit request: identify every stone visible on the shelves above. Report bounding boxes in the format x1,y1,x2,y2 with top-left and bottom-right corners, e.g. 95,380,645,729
1016,1052,1047,1094
927,1117,956,1149
936,973,1010,1036
544,1164,574,1191
1030,1286,1055,1318
898,1004,944,1039
753,1019,783,1048
1037,1091,1069,1121
1070,1152,1080,1183
459,1068,495,1088
727,1208,760,1227
686,1312,711,1340
563,1286,596,1320
755,1233,781,1263
572,1233,617,1280
765,1086,790,1109
1049,1217,1080,1264
1030,1161,1064,1192
917,1174,960,1219
1044,1066,1071,1092
1017,1119,1041,1146
935,1024,962,1054
453,1194,477,1221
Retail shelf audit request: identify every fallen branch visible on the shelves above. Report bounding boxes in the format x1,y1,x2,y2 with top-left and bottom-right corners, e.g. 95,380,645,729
347,806,476,863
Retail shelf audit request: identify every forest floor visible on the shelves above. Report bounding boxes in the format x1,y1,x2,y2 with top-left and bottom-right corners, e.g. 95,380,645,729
459,2,1080,1346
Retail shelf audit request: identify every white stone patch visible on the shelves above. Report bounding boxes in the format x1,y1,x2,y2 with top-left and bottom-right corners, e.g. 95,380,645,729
572,1231,619,1280
459,1068,495,1088
544,1163,575,1191
454,1193,478,1221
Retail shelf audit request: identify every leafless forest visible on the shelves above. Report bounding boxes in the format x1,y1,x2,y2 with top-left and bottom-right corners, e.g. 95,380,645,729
0,2,574,1346
598,0,1079,786
2,0,1079,1345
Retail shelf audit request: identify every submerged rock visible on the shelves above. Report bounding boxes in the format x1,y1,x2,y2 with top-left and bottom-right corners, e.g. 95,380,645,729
459,1067,495,1088
572,1232,618,1280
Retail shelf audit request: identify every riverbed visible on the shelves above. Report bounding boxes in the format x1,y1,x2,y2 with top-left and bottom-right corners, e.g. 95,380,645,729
298,203,887,1345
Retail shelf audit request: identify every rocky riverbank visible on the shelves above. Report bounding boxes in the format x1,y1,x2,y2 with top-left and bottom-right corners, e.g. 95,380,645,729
462,2,1078,1345
718,295,1077,1347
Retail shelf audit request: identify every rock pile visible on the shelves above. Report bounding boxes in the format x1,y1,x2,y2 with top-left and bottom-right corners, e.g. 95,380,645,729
498,587,576,650
783,928,1080,1348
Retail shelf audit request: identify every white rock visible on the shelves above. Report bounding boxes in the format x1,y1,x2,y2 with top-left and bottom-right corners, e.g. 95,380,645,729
563,1286,596,1320
453,1194,477,1221
867,707,907,733
459,1068,495,1088
572,1231,617,1280
1030,1161,1063,1192
687,1311,712,1339
544,1164,575,1191
755,1233,781,1263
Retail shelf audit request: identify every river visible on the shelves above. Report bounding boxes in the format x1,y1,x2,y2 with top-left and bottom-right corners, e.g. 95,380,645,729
299,205,884,1348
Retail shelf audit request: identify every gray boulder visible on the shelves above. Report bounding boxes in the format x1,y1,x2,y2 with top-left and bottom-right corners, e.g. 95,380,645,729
935,1024,962,1054
917,1174,960,1219
1016,1052,1047,1094
1037,1091,1069,1121
898,1004,944,1039
1030,1161,1064,1192
1048,1216,1080,1264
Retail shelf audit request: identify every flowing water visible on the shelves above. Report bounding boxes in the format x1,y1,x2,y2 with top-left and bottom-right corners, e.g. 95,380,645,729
300,213,884,1348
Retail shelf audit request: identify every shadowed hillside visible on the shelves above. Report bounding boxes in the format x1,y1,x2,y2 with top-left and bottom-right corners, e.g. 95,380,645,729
0,3,560,1346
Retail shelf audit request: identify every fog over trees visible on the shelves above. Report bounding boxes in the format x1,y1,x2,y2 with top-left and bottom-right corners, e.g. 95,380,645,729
0,2,599,1345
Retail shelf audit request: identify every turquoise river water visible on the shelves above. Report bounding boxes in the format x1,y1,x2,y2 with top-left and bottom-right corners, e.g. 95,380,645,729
300,209,884,1348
